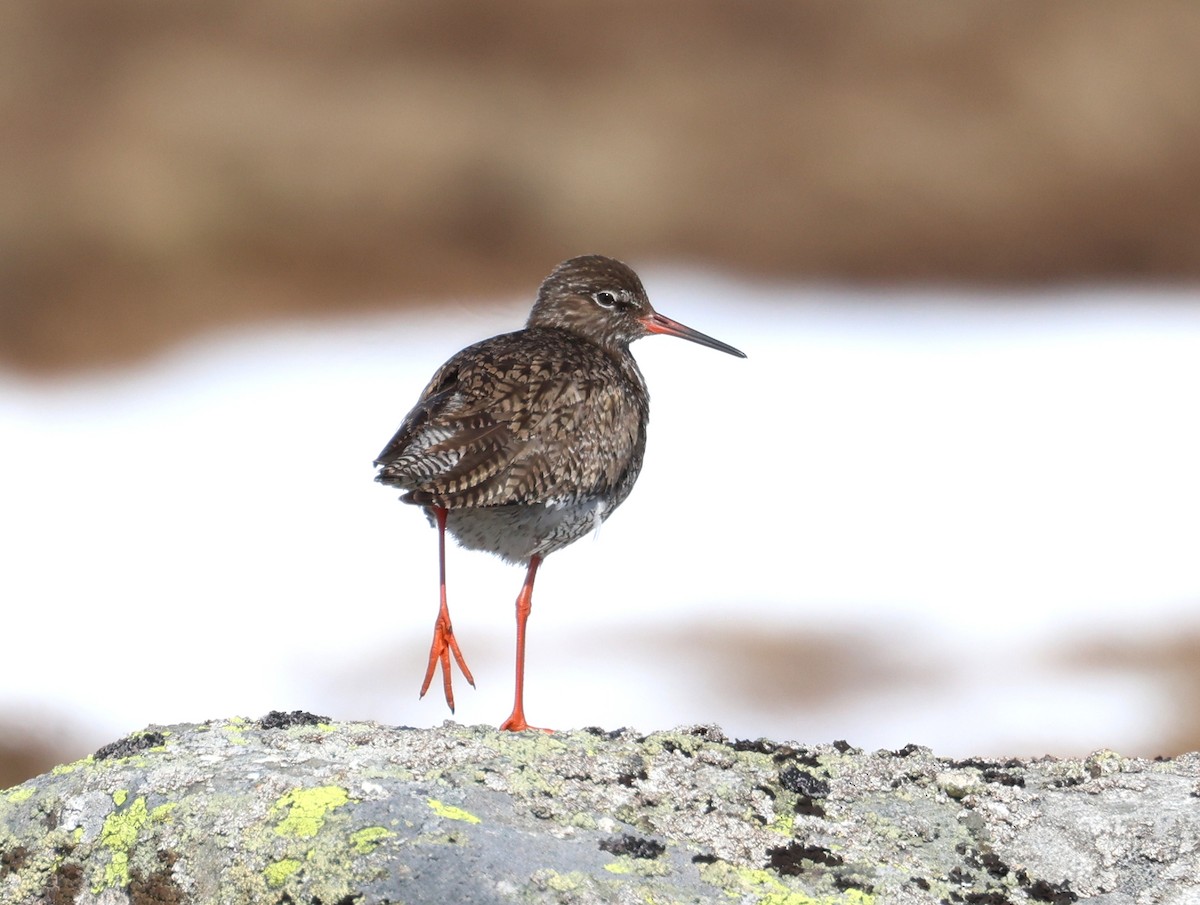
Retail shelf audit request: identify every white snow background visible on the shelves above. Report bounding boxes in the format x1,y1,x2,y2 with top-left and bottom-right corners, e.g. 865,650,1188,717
2,267,1199,759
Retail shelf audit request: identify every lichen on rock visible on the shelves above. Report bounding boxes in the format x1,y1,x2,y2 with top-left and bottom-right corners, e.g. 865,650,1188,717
0,719,1197,903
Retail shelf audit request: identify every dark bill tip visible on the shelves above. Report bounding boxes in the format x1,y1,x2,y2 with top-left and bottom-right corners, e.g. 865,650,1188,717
641,312,747,358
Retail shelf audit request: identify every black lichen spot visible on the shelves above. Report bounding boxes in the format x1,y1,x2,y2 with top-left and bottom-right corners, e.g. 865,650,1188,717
780,748,823,768
980,769,1024,787
957,841,1004,875
599,834,666,860
583,726,627,739
980,851,1010,879
691,853,718,864
278,892,365,904
660,738,695,757
832,739,854,753
779,765,830,798
1049,775,1086,788
965,893,1013,905
833,875,875,894
945,757,1025,787
949,757,1023,771
616,764,648,787
794,798,827,818
948,867,975,884
95,731,166,761
893,743,922,757
1,844,29,877
779,764,831,817
1026,878,1079,904
765,842,843,876
258,710,331,730
128,850,183,905
732,737,778,754
42,861,85,905
910,877,931,890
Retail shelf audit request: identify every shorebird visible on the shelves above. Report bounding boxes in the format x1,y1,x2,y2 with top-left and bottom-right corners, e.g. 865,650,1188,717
374,255,745,731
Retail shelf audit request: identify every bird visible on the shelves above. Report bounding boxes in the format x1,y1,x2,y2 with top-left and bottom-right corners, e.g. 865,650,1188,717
374,254,745,731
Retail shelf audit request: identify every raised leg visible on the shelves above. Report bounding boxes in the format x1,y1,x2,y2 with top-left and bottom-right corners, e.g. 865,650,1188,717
499,554,550,732
420,506,475,711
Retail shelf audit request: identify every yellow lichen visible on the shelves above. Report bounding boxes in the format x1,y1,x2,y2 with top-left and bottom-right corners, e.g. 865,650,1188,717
92,795,149,891
350,826,394,853
426,798,481,824
273,786,351,838
263,858,302,887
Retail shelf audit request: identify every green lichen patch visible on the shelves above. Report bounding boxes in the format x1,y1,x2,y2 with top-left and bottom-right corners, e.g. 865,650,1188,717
349,826,393,854
3,786,34,804
602,856,671,878
426,798,481,824
50,756,93,777
759,893,875,905
101,797,148,851
94,795,150,892
532,868,590,893
272,786,351,838
769,813,795,837
263,857,302,887
222,719,249,747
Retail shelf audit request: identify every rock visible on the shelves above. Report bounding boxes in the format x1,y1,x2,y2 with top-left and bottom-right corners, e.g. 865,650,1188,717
1,717,1197,904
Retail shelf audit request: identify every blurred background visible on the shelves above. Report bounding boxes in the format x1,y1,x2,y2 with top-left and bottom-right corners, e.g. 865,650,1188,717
4,0,1200,787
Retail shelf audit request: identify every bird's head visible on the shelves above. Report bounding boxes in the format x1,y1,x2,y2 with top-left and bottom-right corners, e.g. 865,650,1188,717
527,255,746,359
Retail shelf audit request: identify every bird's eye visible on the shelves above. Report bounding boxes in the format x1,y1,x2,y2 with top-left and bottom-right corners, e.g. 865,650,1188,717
593,290,619,309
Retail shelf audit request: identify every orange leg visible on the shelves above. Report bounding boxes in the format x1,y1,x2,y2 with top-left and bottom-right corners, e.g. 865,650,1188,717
499,554,551,732
419,506,475,711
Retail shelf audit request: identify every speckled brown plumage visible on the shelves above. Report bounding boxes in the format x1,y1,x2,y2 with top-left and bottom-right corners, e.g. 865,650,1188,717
374,254,745,731
374,326,648,563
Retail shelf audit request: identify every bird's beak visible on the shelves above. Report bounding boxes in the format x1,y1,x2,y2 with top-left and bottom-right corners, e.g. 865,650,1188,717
640,312,747,358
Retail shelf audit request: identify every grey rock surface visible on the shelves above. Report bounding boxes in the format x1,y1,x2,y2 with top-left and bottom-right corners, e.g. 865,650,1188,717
1,715,1198,904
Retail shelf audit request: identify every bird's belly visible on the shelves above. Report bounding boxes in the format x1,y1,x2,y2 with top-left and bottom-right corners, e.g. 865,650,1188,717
444,498,611,565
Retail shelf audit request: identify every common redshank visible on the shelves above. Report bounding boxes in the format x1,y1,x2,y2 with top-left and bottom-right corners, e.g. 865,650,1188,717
374,255,745,731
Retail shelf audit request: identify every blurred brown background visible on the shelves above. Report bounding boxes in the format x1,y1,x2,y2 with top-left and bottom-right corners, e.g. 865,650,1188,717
6,0,1200,374
4,1,1200,786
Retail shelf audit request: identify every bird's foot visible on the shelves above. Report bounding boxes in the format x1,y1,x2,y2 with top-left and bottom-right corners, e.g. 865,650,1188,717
498,707,552,733
419,613,475,712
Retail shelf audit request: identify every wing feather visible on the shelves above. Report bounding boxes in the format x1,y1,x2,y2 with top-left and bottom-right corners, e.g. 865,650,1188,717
374,330,646,510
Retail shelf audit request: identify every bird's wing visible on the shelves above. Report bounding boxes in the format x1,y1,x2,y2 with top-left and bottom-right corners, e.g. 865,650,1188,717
375,337,643,509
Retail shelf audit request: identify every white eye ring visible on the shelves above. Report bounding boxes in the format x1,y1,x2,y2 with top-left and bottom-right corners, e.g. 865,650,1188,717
593,290,619,309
